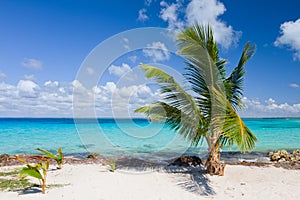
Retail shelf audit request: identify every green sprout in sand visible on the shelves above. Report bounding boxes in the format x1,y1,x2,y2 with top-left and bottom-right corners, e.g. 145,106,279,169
105,159,116,172
36,147,64,169
16,157,49,194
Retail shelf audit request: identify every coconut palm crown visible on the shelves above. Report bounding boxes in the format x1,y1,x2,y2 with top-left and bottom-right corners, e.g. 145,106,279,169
135,23,258,175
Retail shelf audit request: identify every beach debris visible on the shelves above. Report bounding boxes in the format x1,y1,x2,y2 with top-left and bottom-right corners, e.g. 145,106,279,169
87,153,99,160
0,154,11,166
268,149,300,162
36,147,64,169
169,156,202,167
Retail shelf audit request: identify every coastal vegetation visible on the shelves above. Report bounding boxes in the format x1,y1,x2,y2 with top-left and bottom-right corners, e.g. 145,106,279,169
16,156,50,194
6,147,64,194
36,147,64,169
135,23,258,175
104,159,116,172
0,178,35,192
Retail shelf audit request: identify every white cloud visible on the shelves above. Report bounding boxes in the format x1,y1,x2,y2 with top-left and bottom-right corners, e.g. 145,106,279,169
17,80,40,98
108,63,132,77
0,71,6,79
143,41,170,62
0,77,160,118
0,80,74,117
241,97,300,117
160,1,184,34
274,19,300,61
23,74,36,81
21,58,43,70
86,67,94,75
122,37,130,50
2,77,300,118
185,0,240,48
106,83,159,118
157,0,240,48
138,8,149,22
289,83,300,89
128,55,138,63
123,37,129,43
145,0,153,6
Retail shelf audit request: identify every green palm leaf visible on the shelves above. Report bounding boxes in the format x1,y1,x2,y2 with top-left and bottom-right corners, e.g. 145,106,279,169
136,23,258,172
136,64,206,144
35,148,57,160
177,23,227,120
20,167,43,180
226,42,256,110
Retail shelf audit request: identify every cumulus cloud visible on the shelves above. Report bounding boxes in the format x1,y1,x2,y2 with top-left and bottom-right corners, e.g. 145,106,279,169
185,0,241,48
0,80,74,117
0,71,6,79
274,19,300,61
108,63,132,77
160,1,184,33
143,41,170,62
1,78,300,118
21,58,43,70
241,97,300,117
289,83,300,89
156,0,241,48
138,8,149,21
0,77,159,117
17,80,40,98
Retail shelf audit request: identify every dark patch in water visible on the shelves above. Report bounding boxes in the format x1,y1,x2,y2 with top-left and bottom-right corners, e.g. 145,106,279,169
77,144,96,149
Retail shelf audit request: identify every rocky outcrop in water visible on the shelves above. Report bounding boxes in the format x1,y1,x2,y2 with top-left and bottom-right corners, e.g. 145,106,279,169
268,149,300,162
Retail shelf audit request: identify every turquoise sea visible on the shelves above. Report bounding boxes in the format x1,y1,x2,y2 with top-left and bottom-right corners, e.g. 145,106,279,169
0,118,299,161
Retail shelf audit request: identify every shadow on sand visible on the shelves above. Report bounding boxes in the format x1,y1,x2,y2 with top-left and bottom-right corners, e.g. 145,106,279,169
164,166,215,196
16,186,41,195
115,157,215,196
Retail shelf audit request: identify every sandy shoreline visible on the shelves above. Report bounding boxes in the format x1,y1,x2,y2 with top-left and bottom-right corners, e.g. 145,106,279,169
0,163,299,200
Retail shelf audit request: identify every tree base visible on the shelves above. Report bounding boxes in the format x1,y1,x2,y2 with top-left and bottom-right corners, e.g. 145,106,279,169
206,161,226,176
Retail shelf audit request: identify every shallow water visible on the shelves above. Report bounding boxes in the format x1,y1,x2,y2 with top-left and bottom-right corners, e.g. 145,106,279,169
0,118,299,161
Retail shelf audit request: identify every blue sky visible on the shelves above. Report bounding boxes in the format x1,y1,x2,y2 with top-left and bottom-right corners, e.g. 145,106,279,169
0,0,300,117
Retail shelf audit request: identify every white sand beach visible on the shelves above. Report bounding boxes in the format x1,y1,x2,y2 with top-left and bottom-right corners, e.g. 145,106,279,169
0,164,299,200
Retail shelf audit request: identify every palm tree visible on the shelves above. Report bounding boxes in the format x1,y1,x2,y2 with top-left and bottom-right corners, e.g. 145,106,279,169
135,23,258,175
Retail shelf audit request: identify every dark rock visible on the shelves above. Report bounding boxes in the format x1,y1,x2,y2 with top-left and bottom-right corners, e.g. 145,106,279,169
169,156,202,167
87,153,99,159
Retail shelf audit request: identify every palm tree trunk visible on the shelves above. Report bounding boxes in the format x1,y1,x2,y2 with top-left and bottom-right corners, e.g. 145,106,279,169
205,141,226,176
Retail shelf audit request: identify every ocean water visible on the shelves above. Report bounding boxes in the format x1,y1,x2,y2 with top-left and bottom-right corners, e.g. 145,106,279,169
0,118,299,160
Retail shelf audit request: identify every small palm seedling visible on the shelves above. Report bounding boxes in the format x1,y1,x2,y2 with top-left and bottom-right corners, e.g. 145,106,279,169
104,159,116,172
15,157,49,194
36,147,63,169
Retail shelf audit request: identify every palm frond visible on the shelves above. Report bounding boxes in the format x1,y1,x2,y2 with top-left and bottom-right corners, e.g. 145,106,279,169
210,87,258,151
226,42,256,110
135,102,207,145
136,64,206,145
177,23,227,78
177,23,227,119
222,108,258,151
